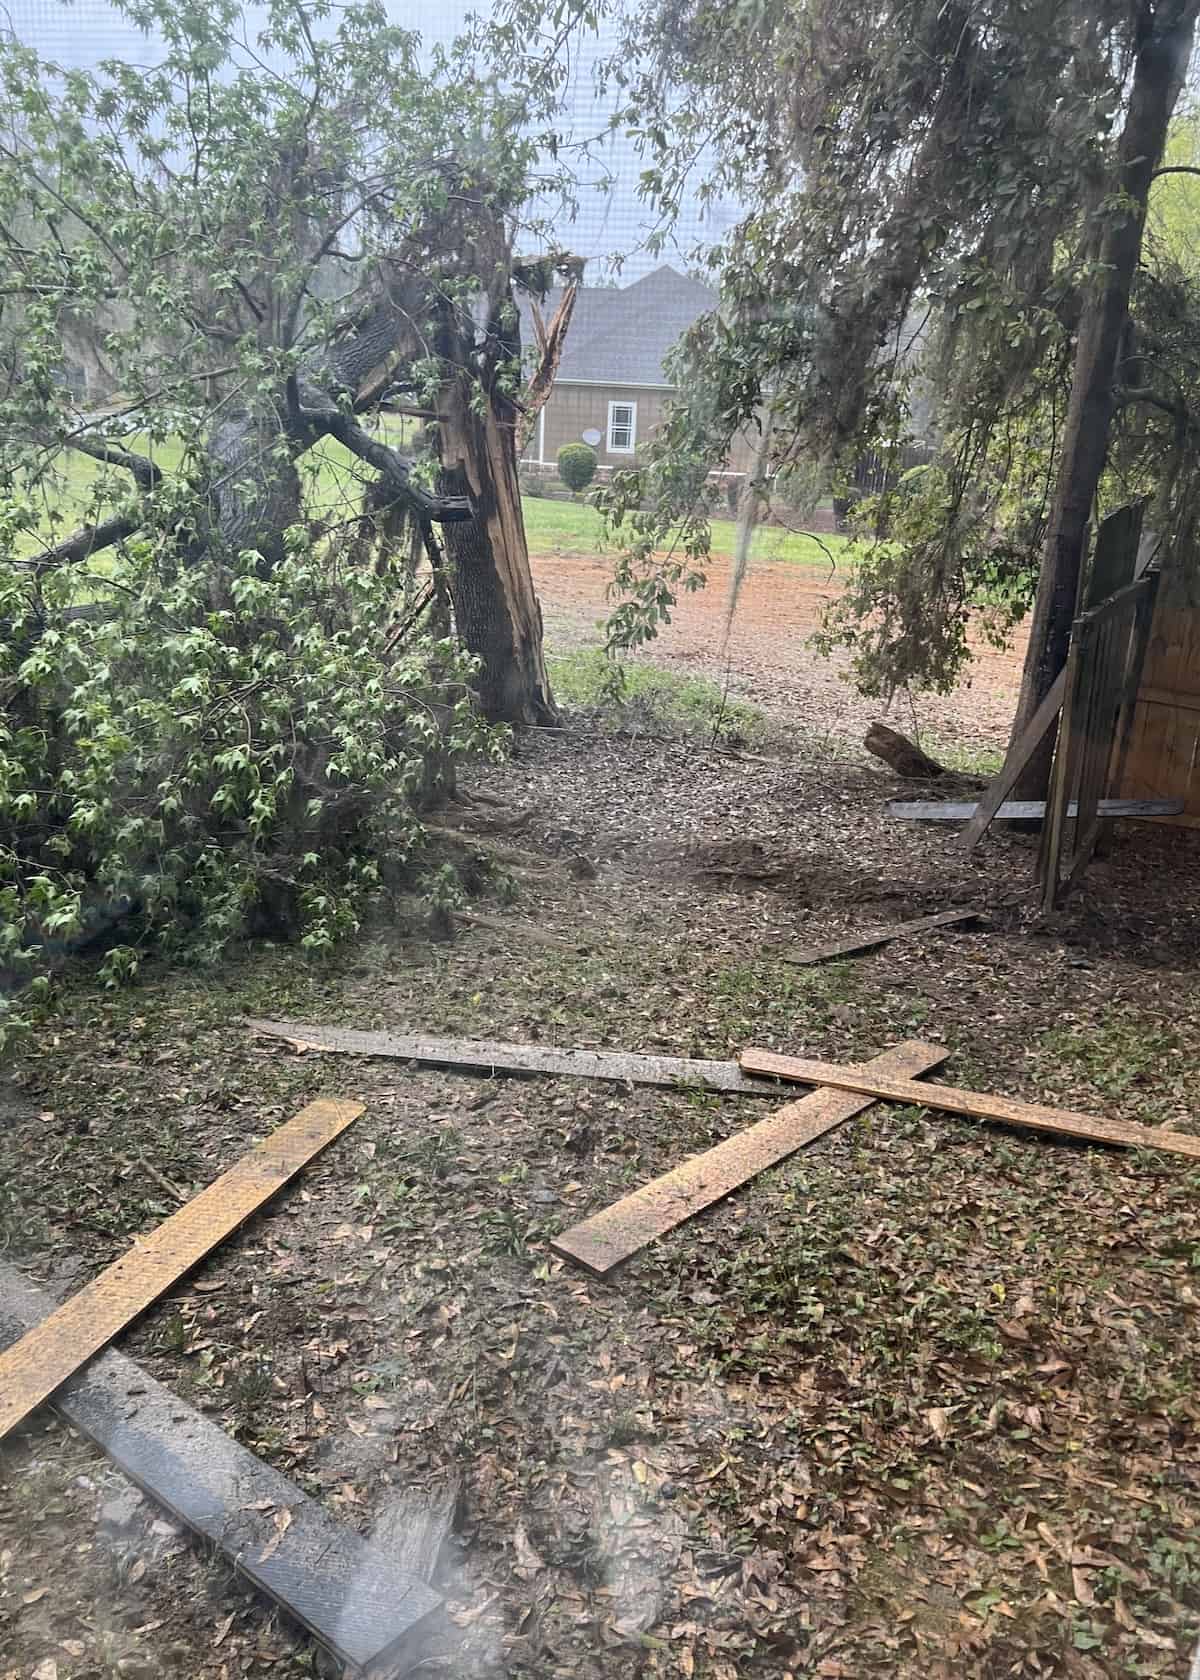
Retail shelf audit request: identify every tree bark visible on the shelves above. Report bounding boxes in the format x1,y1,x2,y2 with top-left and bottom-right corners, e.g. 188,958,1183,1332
1007,0,1199,797
437,368,558,725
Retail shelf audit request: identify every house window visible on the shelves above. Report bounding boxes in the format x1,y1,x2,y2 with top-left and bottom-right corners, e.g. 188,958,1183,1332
607,401,637,454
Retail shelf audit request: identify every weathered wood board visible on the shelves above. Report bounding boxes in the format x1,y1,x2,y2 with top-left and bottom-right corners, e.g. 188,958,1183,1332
0,1263,439,1671
1115,562,1200,826
0,1097,363,1442
552,1041,949,1275
890,797,1182,821
739,1049,1200,1160
780,909,979,967
247,1018,779,1097
960,668,1067,853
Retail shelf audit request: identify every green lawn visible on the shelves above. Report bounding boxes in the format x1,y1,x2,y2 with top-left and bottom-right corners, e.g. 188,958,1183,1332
22,426,851,576
22,431,382,553
522,491,850,569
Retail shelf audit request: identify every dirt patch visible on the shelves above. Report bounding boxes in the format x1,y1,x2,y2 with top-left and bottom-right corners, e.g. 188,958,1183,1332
531,547,1027,757
3,724,1200,1680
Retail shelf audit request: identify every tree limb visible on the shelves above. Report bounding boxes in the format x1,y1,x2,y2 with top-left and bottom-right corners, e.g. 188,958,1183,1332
69,435,162,492
1114,383,1186,420
1150,164,1200,182
18,512,142,574
321,412,473,524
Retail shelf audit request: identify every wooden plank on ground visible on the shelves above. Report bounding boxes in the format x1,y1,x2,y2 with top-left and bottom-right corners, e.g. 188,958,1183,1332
960,668,1067,854
0,1096,363,1443
247,1019,779,1097
780,908,979,967
739,1049,1200,1161
551,1040,949,1275
0,1263,439,1671
889,797,1182,821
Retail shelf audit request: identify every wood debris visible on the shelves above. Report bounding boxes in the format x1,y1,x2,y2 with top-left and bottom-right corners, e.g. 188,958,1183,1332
247,1018,780,1096
551,1040,948,1274
889,797,1182,821
0,1096,363,1441
779,907,980,966
739,1049,1200,1160
0,1262,439,1672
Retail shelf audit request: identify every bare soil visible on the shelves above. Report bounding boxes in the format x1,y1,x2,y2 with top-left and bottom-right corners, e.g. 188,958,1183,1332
3,597,1200,1680
531,549,1027,758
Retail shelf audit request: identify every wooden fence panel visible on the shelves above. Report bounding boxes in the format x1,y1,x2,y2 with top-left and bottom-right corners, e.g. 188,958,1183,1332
1115,565,1200,827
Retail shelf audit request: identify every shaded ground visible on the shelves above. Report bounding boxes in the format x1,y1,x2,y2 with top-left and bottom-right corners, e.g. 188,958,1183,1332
3,691,1200,1680
531,549,1026,767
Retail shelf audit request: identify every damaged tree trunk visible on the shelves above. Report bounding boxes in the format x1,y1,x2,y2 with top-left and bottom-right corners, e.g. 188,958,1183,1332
435,308,558,727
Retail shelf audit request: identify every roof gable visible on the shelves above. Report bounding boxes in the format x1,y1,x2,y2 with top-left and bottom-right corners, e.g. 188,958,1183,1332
518,265,717,388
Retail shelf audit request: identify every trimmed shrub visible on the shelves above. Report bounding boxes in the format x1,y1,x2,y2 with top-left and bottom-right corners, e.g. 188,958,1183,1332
557,442,597,494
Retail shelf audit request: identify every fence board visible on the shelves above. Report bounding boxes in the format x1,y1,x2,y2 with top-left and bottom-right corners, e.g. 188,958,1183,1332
552,1041,949,1275
0,1264,439,1671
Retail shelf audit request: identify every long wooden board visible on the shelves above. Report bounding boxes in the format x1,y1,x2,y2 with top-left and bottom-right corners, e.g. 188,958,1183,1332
0,1263,439,1671
739,1049,1200,1161
0,1096,363,1442
890,797,1182,821
247,1018,779,1097
960,668,1067,854
551,1041,949,1275
780,908,979,967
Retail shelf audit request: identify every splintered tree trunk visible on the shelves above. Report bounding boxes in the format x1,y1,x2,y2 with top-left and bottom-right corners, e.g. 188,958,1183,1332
437,372,558,726
1007,0,1199,799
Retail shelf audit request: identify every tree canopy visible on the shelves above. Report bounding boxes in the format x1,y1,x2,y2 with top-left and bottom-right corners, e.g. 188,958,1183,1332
593,0,1200,719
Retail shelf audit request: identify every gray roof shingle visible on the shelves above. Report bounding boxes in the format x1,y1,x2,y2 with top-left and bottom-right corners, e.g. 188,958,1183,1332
519,265,716,388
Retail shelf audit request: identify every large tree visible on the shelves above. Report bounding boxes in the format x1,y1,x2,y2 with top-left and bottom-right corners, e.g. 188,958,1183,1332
590,0,1200,791
0,0,577,1035
0,0,568,723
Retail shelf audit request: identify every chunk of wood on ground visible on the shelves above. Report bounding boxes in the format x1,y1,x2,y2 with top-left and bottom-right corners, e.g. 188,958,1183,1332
888,797,1183,821
0,1262,439,1673
864,722,948,778
738,1049,1200,1161
0,1096,363,1442
246,1019,780,1097
551,1040,949,1275
780,907,980,967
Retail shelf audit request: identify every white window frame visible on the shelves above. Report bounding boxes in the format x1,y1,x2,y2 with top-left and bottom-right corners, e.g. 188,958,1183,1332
607,400,637,454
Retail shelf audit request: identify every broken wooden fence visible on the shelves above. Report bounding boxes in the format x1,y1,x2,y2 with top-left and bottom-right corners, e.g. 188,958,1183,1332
1038,569,1159,909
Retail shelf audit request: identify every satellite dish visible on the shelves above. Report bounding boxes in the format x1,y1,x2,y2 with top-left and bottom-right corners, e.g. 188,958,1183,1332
581,428,602,447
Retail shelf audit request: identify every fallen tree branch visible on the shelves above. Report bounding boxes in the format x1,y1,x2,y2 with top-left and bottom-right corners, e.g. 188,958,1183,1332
421,820,550,870
456,909,574,948
321,411,473,525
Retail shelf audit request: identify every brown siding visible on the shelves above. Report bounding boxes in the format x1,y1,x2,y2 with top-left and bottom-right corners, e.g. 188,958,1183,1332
527,382,756,475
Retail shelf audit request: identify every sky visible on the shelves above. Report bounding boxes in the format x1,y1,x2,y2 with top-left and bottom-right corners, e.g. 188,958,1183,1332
1,0,742,282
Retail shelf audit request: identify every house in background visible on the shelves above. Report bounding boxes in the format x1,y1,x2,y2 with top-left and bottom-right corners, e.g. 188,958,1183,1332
520,265,757,476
